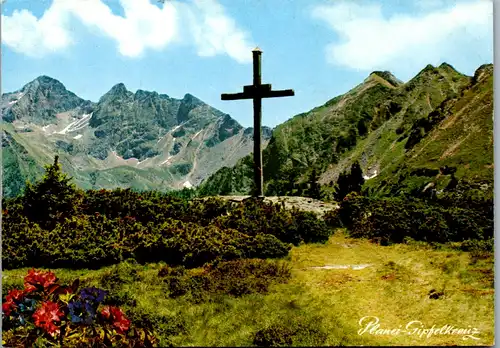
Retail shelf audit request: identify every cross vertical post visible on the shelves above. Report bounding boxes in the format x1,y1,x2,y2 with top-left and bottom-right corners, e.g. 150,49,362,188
252,48,263,196
221,48,294,197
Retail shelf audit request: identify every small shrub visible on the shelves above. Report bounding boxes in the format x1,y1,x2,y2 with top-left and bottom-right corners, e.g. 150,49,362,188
336,192,492,245
293,210,332,244
162,259,292,301
127,310,187,342
253,317,328,347
253,324,294,346
3,162,333,271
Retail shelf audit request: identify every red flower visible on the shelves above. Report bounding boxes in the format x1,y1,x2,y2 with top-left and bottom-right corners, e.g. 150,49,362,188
2,289,27,316
101,306,130,334
113,316,131,334
24,284,37,293
33,301,64,336
60,287,73,294
6,289,25,301
2,299,15,316
101,306,111,320
24,269,57,291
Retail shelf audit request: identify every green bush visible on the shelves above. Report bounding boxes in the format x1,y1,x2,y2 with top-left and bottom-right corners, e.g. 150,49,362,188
159,259,292,301
214,198,333,245
334,190,493,244
253,317,328,347
2,157,330,270
36,215,140,269
253,325,294,346
1,216,45,269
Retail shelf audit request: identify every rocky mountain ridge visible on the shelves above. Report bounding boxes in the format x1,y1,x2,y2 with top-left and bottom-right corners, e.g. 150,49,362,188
1,76,272,197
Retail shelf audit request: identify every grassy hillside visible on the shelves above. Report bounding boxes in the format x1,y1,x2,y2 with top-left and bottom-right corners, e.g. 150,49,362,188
3,232,494,346
336,64,493,197
199,63,492,199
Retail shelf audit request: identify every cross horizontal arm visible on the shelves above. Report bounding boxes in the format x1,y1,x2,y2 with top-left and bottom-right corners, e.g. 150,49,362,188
221,89,295,101
221,92,253,101
261,89,295,98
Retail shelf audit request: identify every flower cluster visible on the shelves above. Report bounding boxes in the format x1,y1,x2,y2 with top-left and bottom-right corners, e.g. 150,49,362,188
2,269,154,347
101,306,131,334
32,301,64,336
23,268,57,292
2,289,25,316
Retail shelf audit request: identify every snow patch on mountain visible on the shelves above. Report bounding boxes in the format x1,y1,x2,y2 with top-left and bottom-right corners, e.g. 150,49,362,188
55,113,92,135
363,170,378,180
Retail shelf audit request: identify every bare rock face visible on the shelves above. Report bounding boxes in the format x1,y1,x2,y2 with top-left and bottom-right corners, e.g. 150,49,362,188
472,64,493,85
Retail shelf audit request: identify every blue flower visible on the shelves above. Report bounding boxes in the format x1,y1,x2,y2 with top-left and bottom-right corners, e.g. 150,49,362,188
68,301,84,323
68,300,96,325
17,314,26,326
83,302,96,325
80,287,107,303
18,298,36,313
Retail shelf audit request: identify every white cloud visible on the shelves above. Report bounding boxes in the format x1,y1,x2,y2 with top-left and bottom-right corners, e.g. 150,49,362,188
182,0,253,63
1,0,253,63
311,0,493,73
2,5,72,57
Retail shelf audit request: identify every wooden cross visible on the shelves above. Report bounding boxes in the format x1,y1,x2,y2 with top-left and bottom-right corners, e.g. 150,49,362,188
221,47,295,197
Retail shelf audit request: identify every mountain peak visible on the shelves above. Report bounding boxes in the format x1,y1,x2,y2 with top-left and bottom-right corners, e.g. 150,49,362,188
438,62,457,72
110,83,128,93
35,75,61,84
423,64,436,71
100,83,131,102
177,93,206,123
22,75,66,93
182,93,201,102
369,71,403,87
410,64,440,82
472,63,493,84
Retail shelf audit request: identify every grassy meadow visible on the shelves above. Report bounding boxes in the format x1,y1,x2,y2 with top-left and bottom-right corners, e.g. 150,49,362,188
3,231,494,346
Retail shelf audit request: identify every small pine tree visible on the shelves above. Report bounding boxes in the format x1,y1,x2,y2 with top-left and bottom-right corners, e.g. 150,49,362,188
23,156,81,229
333,161,365,201
306,169,322,199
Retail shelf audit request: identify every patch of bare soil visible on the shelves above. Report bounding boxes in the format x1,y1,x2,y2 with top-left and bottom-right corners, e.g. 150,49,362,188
204,195,339,218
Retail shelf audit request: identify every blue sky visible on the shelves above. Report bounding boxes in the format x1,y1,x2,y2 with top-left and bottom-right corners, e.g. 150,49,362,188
1,0,493,128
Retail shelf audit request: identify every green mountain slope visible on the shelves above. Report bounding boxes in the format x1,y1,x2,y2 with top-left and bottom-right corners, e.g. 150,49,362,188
199,63,492,198
363,63,493,196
